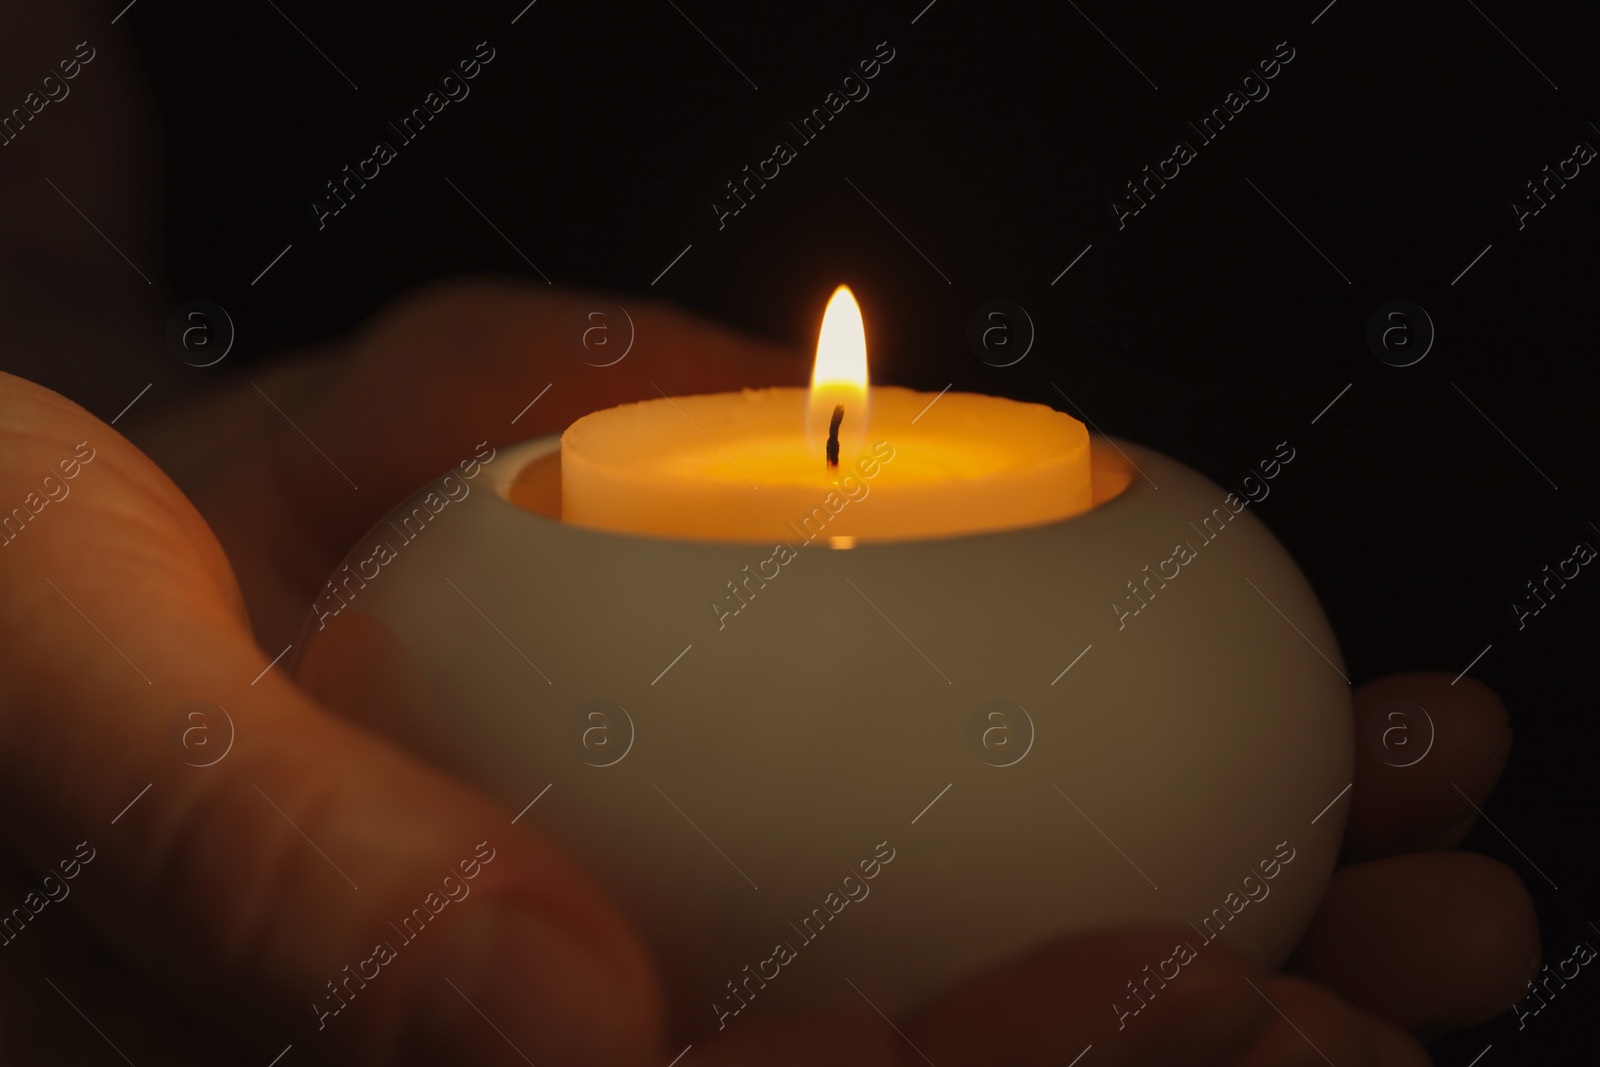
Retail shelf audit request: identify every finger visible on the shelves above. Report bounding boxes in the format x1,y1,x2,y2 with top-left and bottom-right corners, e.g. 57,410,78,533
1289,852,1538,1031
1230,974,1429,1067
908,930,1280,1067
689,930,1277,1067
131,281,808,642
0,373,660,1066
904,929,1427,1067
688,930,1431,1067
1347,672,1512,859
279,281,806,552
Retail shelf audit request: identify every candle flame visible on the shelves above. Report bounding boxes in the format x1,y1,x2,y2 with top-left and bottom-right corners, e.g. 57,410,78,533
809,285,869,464
812,286,869,393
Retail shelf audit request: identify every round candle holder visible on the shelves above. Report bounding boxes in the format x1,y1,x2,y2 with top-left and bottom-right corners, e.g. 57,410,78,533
293,435,1352,1034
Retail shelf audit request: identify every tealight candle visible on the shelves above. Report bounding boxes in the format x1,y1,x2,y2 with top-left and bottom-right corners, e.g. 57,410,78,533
560,287,1093,542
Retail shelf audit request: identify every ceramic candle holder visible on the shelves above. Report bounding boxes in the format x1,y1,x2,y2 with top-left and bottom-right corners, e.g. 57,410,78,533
292,434,1352,1033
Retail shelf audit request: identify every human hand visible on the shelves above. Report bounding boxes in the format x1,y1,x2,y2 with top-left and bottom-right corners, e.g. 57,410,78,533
0,285,1535,1065
0,283,792,1066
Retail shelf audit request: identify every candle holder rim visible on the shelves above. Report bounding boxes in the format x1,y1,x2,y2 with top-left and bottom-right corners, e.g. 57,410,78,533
481,433,1148,551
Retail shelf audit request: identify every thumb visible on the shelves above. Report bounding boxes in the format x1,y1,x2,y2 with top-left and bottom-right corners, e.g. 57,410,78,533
0,372,661,1066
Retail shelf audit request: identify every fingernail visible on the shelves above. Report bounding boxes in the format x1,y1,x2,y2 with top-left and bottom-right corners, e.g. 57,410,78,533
403,906,646,1067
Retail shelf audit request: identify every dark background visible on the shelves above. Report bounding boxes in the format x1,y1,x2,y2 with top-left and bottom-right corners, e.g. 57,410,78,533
127,0,1596,1061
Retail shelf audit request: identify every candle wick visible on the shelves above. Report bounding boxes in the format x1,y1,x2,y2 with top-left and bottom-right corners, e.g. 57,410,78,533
826,404,844,469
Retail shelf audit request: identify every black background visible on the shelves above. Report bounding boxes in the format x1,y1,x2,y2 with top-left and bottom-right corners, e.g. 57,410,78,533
125,0,1597,1061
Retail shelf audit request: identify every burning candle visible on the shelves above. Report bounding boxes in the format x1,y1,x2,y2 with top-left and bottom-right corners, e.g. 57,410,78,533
559,286,1094,542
